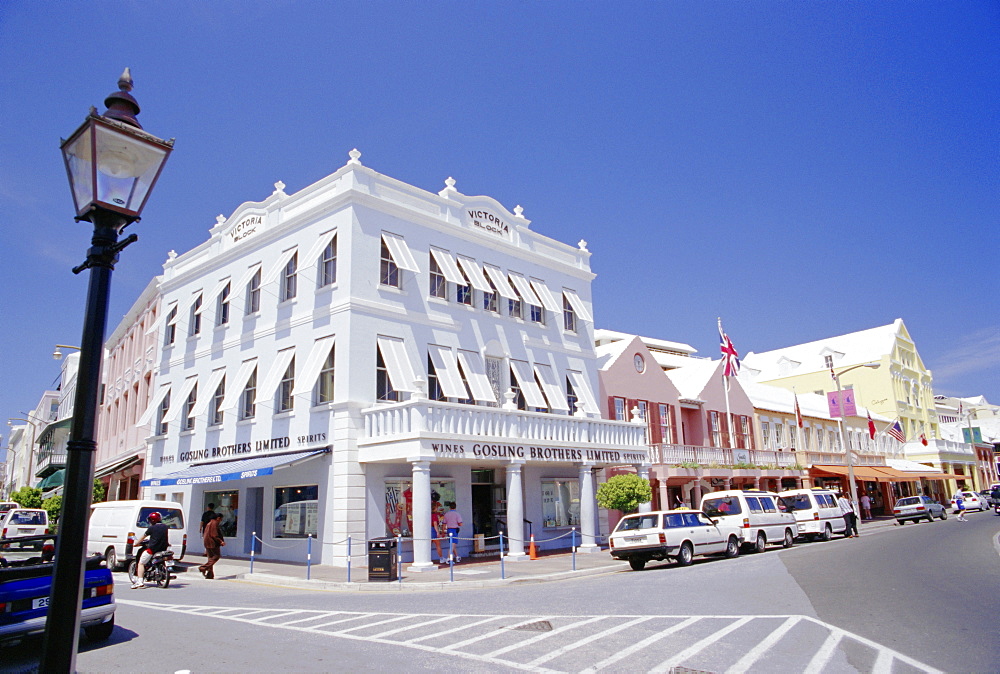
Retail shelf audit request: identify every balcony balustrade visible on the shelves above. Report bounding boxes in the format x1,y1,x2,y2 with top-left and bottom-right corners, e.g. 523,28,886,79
34,449,68,477
361,399,647,451
648,444,801,468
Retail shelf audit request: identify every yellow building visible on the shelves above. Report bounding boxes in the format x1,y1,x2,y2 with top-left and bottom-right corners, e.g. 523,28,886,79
741,319,937,444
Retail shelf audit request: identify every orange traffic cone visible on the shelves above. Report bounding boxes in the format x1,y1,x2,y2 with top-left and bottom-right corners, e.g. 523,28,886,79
529,533,538,560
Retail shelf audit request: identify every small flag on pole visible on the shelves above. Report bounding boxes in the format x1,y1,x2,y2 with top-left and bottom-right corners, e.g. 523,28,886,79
794,394,803,428
718,320,740,377
887,420,905,443
920,433,928,446
867,412,877,440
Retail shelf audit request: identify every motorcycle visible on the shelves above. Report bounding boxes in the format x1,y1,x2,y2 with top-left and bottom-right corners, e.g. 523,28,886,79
994,502,1000,515
126,543,175,588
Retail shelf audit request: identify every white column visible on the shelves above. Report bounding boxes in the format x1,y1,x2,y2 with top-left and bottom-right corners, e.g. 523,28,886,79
636,465,652,513
578,462,599,553
505,460,527,560
408,460,435,571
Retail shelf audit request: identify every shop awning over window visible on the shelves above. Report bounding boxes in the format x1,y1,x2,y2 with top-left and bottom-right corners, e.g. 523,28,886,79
38,468,65,490
428,345,468,399
220,359,258,411
140,448,330,487
429,248,466,285
377,336,419,393
94,455,141,479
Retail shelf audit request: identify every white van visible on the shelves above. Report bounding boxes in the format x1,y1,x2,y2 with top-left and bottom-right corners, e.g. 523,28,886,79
88,500,187,570
700,489,798,552
778,488,848,541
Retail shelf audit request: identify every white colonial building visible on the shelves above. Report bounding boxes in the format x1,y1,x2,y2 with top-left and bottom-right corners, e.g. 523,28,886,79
140,150,646,568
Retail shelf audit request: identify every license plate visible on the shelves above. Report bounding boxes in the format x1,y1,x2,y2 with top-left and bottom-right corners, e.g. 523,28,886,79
32,596,50,610
625,536,647,543
19,528,34,534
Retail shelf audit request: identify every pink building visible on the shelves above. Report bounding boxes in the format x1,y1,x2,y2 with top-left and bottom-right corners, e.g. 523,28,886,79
597,330,805,511
95,278,161,500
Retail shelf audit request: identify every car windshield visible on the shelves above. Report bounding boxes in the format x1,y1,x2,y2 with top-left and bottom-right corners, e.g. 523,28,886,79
616,514,658,531
896,497,920,507
702,497,742,516
137,507,185,529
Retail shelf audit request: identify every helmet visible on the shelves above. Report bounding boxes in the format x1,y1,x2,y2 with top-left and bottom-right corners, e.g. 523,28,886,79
147,512,162,524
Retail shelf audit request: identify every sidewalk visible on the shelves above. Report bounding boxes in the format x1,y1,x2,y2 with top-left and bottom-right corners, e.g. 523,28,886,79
174,517,900,592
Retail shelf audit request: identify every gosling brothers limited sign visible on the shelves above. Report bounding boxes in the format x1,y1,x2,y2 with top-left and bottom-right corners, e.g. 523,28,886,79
430,442,648,465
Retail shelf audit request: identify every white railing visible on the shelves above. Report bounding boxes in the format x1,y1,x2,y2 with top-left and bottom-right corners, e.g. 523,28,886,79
649,444,800,468
362,400,647,449
801,452,891,467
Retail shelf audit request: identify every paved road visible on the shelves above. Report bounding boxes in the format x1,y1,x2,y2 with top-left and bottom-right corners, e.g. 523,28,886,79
2,509,996,672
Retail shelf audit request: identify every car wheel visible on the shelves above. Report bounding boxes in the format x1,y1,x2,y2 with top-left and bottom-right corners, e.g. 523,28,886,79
782,529,794,548
820,524,832,541
104,547,118,572
926,513,935,523
628,559,646,571
725,536,739,558
939,510,947,520
753,532,766,553
676,542,694,566
84,616,115,642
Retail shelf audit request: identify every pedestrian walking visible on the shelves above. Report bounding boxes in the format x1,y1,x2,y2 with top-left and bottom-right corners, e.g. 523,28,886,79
431,491,445,562
955,493,967,521
199,502,216,534
198,512,225,578
838,492,859,538
859,493,872,520
442,501,463,563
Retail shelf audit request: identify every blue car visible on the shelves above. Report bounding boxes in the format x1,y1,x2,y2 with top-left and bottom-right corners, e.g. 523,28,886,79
0,535,116,645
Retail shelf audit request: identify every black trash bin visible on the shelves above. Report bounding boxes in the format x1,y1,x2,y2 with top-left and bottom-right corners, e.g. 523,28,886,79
368,537,398,582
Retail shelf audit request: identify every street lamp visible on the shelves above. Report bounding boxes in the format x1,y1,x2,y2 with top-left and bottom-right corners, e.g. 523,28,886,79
7,417,42,491
52,344,81,361
832,362,880,519
41,69,172,673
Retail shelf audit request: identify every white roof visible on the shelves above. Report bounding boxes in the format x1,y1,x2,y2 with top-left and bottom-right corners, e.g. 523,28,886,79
741,319,906,381
738,376,888,421
593,329,697,357
664,359,719,399
595,339,632,370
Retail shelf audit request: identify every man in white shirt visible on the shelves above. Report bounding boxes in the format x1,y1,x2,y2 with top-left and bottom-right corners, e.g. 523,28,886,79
838,493,858,538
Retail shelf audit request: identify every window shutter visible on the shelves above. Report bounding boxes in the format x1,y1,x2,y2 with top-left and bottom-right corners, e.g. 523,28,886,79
648,403,662,444
607,396,616,419
669,406,679,444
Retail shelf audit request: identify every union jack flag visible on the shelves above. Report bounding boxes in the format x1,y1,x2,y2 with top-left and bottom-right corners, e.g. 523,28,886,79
887,420,906,443
719,321,740,377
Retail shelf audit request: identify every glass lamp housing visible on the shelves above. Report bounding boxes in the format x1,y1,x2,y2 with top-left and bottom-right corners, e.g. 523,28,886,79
60,113,172,221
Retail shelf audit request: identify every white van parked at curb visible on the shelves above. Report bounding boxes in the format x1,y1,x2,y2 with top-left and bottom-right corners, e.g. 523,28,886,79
778,487,849,541
699,489,798,552
87,500,187,571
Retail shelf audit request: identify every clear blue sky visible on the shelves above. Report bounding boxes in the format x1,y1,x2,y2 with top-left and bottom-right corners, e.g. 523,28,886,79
1,1,997,442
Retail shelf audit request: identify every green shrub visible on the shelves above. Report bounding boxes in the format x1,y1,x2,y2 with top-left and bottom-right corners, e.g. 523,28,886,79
596,473,652,514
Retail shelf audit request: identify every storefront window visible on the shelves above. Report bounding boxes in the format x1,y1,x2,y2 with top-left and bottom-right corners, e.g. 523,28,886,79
541,479,579,528
205,490,239,538
273,485,319,538
384,479,455,538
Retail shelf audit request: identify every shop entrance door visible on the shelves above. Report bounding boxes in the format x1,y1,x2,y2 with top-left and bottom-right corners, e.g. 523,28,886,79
471,469,503,539
244,487,263,554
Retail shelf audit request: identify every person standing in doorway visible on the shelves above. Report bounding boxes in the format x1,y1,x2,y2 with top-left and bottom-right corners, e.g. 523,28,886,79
199,512,225,578
838,492,859,538
442,501,463,563
859,493,872,520
199,503,216,534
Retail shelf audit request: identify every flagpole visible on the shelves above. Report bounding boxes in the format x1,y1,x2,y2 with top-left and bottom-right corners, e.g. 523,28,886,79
718,318,735,450
793,387,802,453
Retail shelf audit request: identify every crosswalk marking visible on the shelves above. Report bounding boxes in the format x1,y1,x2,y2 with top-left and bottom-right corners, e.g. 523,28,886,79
117,601,943,673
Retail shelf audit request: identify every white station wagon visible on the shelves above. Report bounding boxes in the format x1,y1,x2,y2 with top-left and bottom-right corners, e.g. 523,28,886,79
609,509,742,571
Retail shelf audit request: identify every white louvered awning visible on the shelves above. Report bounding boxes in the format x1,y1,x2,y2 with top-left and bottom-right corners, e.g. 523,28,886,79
163,376,199,423
456,256,492,292
263,247,299,285
533,364,570,412
483,265,518,300
257,348,296,400
292,335,336,396
136,385,171,427
510,360,548,409
381,232,420,272
220,359,259,411
529,279,563,313
377,336,419,392
429,248,466,285
456,351,497,404
428,345,469,399
567,370,600,415
191,368,227,417
507,273,541,307
562,289,593,322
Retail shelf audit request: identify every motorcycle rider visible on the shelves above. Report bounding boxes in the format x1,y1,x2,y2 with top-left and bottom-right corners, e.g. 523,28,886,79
132,511,169,589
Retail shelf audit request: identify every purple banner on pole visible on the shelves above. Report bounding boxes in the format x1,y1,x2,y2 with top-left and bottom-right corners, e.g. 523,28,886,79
842,389,857,416
827,391,841,418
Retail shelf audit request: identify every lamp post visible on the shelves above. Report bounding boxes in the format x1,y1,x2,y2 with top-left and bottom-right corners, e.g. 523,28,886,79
832,362,880,517
7,417,42,490
41,69,172,673
52,344,82,361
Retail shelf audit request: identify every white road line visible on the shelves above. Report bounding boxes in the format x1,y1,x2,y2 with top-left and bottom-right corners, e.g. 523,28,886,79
442,617,555,652
246,609,301,623
527,616,654,667
369,614,455,639
326,614,413,635
651,616,754,672
310,614,372,630
583,616,700,672
485,616,605,659
726,615,801,673
805,628,844,672
403,615,504,644
278,612,342,626
871,647,894,674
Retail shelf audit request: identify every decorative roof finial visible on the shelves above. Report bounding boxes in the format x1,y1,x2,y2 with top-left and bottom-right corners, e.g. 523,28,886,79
348,148,362,165
215,214,227,226
102,67,142,129
273,180,286,195
578,239,589,251
514,205,524,219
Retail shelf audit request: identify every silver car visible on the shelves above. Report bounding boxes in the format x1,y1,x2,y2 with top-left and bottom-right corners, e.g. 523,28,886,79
893,495,947,524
